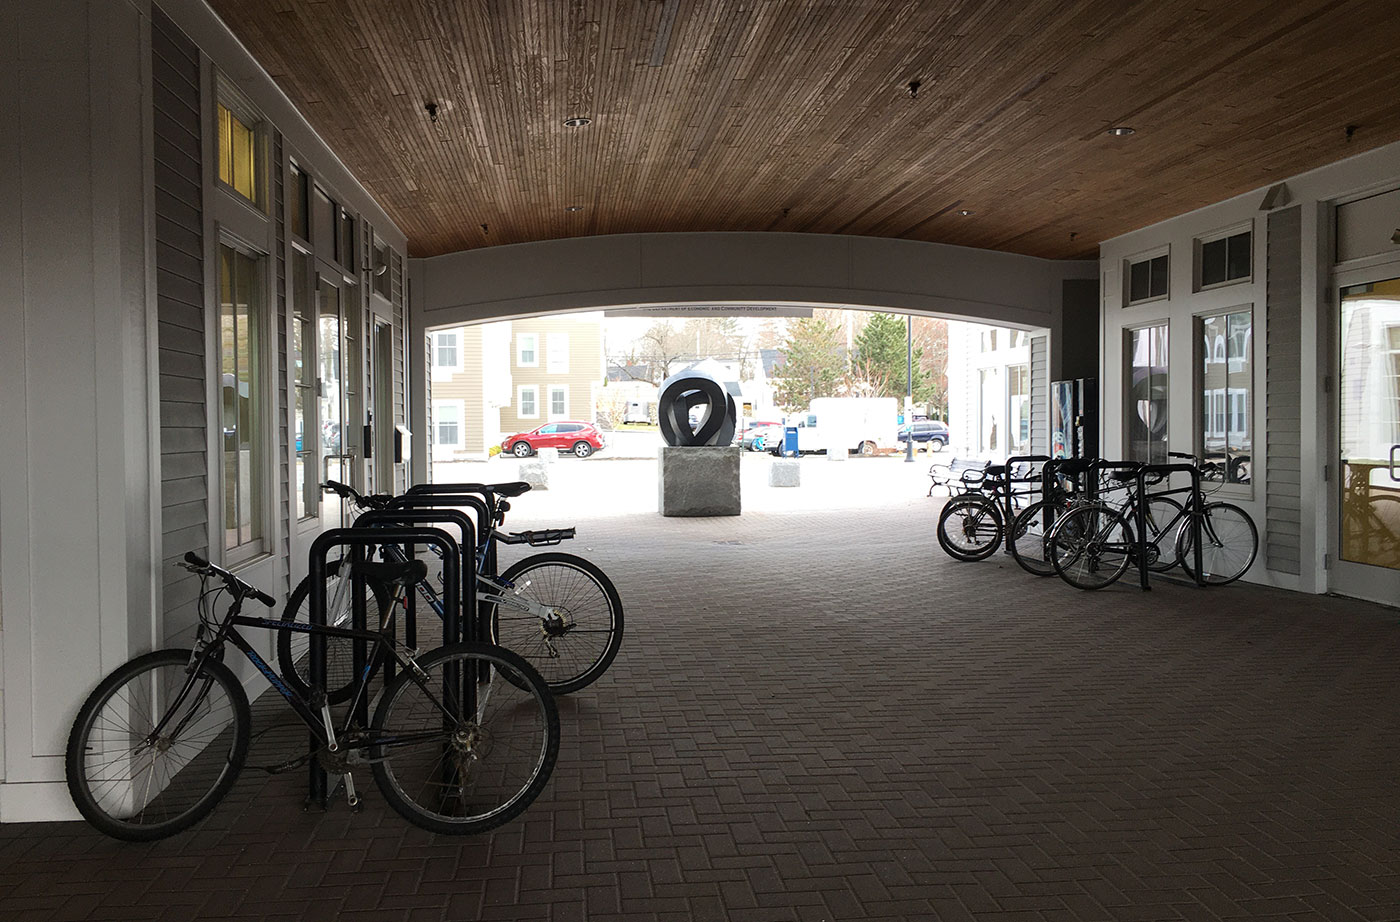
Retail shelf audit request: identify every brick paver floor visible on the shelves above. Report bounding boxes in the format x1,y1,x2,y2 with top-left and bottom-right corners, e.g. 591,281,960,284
4,464,1400,921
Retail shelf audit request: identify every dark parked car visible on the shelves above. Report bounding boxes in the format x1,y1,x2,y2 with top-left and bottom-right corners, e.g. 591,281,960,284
897,420,948,450
502,421,606,458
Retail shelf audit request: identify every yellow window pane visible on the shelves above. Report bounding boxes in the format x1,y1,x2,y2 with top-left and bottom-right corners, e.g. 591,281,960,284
217,104,233,187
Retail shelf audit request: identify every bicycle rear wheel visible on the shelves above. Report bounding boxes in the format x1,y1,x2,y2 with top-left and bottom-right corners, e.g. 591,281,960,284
1050,504,1133,590
371,642,559,835
936,495,1004,561
65,649,250,841
491,553,624,695
277,562,390,704
1176,502,1258,585
1141,496,1185,572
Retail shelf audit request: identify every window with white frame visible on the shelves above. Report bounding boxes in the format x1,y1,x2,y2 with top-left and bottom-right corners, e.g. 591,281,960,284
547,333,569,373
517,333,538,367
549,385,569,419
1196,308,1252,484
216,93,265,210
518,385,539,418
218,242,267,558
433,401,461,447
1197,227,1252,289
433,330,460,371
1125,251,1169,305
1125,324,1169,464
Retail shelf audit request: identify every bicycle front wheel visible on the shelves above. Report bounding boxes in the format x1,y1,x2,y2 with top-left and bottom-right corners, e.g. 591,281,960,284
491,553,624,695
65,649,250,841
936,495,1003,561
1007,499,1061,576
277,562,391,704
1050,504,1133,590
371,642,560,835
1176,502,1258,585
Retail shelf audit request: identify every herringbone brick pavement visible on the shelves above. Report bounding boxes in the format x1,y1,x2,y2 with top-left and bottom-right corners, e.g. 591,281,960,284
4,486,1400,921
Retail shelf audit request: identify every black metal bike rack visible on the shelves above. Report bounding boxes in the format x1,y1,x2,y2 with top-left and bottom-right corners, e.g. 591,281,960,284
999,455,1050,541
388,492,496,635
1138,462,1206,589
351,508,479,686
305,526,461,808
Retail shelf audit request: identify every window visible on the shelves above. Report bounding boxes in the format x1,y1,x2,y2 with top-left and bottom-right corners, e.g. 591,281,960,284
1126,252,1169,304
1198,229,1251,288
547,333,569,373
1008,364,1029,455
312,187,339,262
291,254,317,520
978,367,1002,454
217,101,262,208
1009,330,1028,349
218,243,266,556
549,385,568,419
517,333,538,367
980,329,998,352
338,209,357,272
1196,308,1252,484
518,385,539,418
1125,324,1169,463
433,331,460,371
288,163,310,240
433,402,460,447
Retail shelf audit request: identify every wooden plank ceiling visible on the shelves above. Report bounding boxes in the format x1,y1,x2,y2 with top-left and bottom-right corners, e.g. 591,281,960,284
209,0,1400,260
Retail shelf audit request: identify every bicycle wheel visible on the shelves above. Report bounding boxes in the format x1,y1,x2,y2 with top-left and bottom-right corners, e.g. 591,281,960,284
936,495,1004,561
1007,499,1061,576
490,552,624,695
65,649,250,841
1176,502,1258,585
277,562,390,704
1050,504,1133,590
371,642,559,835
1140,496,1185,572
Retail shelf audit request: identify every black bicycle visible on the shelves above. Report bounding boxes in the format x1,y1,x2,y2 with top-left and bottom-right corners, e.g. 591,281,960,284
65,552,559,841
278,480,623,700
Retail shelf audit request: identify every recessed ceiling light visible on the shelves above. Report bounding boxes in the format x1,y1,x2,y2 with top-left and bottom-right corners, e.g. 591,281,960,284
565,205,584,212
958,209,974,216
1107,126,1135,136
563,116,592,127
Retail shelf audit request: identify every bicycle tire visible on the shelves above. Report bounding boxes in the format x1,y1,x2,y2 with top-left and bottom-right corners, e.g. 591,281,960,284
1007,499,1061,576
371,642,559,835
1140,496,1186,572
65,649,250,841
936,495,1004,561
277,562,391,704
490,552,624,695
1175,502,1258,585
1050,504,1134,590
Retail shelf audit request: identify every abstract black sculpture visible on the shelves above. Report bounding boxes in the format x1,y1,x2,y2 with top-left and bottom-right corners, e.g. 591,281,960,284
658,368,737,447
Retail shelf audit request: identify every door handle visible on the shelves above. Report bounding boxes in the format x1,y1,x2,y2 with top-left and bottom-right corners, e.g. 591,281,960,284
1390,444,1400,482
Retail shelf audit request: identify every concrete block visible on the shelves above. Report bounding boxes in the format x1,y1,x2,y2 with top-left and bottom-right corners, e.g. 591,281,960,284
519,458,549,490
538,447,560,464
768,459,801,487
826,445,848,461
658,445,740,516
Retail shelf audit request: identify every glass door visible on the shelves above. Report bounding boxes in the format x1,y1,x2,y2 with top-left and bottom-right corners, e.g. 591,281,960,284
1334,277,1400,601
317,274,345,530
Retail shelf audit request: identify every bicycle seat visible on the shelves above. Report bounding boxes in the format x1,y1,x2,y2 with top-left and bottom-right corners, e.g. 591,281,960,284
490,481,533,498
1055,459,1092,475
1109,470,1139,483
984,464,1006,477
357,559,429,587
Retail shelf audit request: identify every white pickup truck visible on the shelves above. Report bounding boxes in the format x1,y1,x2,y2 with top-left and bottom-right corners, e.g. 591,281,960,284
772,397,900,456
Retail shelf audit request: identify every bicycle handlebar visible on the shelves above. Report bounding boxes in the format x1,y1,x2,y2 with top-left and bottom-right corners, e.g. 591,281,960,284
182,551,276,607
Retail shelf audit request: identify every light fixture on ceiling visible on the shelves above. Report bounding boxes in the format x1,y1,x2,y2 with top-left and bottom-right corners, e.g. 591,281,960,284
958,209,974,216
563,116,592,127
424,101,439,124
1107,126,1134,136
565,205,584,212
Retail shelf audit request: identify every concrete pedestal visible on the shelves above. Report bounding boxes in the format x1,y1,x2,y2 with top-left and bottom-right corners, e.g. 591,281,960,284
658,445,741,516
520,458,549,489
768,459,801,487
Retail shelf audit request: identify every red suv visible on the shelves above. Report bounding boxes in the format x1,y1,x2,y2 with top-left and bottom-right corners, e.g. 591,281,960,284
502,421,606,458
